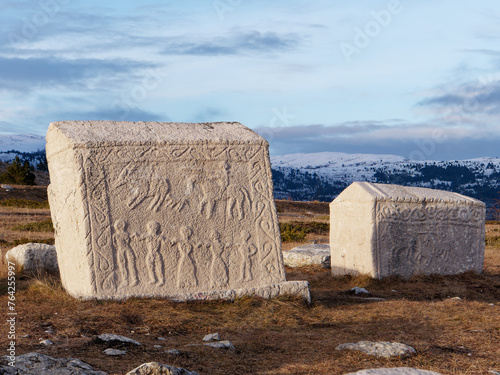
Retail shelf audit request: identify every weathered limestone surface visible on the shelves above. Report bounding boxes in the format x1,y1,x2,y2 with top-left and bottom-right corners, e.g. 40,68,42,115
46,121,309,301
0,352,107,375
336,341,416,358
282,244,330,268
344,369,442,375
330,182,485,279
5,243,58,273
126,362,199,375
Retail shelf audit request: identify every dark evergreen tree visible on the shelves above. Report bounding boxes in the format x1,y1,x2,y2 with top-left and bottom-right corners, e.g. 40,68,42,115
0,156,36,185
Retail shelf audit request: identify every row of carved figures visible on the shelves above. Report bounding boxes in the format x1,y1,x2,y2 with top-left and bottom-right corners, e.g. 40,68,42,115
112,220,258,290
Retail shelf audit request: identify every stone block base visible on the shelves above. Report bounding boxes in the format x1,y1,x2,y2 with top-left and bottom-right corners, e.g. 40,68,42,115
80,281,311,303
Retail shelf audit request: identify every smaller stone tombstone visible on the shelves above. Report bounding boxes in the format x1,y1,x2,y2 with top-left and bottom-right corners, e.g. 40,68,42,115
46,121,310,301
330,182,485,278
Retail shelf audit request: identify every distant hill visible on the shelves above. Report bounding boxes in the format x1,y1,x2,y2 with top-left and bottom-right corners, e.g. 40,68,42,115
0,134,45,153
271,152,500,217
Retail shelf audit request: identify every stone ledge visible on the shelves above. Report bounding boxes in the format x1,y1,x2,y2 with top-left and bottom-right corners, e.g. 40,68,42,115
81,281,311,304
283,244,330,268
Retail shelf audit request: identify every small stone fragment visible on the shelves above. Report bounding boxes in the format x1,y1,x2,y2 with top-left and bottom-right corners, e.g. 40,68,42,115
165,349,180,355
202,333,220,342
40,339,54,346
97,333,140,346
104,348,127,356
154,345,162,348
336,341,416,358
350,287,370,295
126,361,199,375
344,368,442,375
204,340,235,350
0,352,108,374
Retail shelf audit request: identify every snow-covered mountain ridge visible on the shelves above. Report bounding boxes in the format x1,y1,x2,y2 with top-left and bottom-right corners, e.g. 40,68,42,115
270,152,500,213
0,134,45,153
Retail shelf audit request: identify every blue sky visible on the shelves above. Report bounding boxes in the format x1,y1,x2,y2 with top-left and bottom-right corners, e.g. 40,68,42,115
1,0,500,160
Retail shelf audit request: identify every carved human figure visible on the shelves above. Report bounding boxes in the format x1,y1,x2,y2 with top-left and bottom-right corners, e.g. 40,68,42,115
207,230,229,289
134,221,166,286
112,220,138,288
176,226,198,289
237,231,258,282
199,162,229,219
226,185,251,220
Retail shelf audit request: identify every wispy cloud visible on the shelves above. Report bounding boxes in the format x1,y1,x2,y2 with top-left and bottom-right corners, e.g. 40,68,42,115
0,57,157,92
256,120,500,159
161,31,299,56
417,79,500,114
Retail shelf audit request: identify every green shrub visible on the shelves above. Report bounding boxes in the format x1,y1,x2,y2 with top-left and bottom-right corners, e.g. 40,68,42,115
280,223,308,242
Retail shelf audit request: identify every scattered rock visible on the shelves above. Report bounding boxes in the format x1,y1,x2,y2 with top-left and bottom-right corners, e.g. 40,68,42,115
282,244,331,268
39,339,54,346
154,345,162,348
165,349,180,355
489,371,500,375
1,184,13,190
96,334,140,346
157,337,167,341
344,368,442,375
349,287,371,295
0,352,107,374
104,349,126,356
204,340,235,350
202,333,220,342
5,243,58,273
336,341,416,358
126,361,199,375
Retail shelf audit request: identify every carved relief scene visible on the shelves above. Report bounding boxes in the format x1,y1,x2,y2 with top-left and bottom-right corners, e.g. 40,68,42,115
84,144,284,297
376,202,485,278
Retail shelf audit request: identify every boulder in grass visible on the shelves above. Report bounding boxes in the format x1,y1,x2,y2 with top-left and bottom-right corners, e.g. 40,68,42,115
5,243,58,273
344,368,442,375
336,341,416,358
126,362,199,375
282,244,330,268
0,352,107,375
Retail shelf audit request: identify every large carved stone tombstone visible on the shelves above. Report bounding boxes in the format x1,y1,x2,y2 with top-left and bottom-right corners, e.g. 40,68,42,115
330,182,485,278
46,121,310,301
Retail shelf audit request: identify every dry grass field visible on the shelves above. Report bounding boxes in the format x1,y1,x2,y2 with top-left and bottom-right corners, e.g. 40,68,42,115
0,190,499,374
